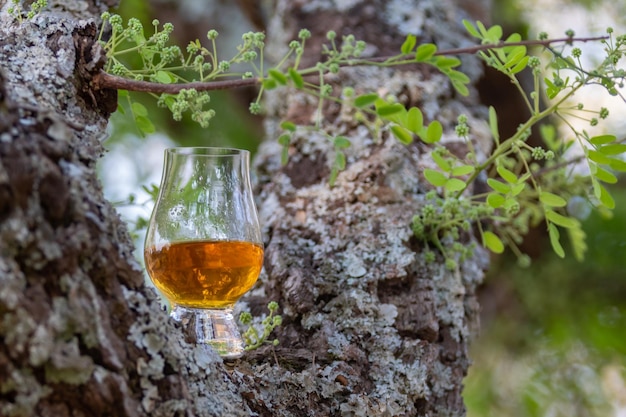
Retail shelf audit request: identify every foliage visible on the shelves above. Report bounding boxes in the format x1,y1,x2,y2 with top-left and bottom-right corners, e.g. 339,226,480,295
8,0,47,22
239,301,282,351
97,14,626,267
412,22,626,268
464,191,626,416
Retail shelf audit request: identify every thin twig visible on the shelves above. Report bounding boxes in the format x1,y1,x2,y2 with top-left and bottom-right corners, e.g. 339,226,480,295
91,36,609,94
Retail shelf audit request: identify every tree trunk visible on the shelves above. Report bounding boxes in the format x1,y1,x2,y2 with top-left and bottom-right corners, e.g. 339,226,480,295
238,1,491,415
0,0,490,416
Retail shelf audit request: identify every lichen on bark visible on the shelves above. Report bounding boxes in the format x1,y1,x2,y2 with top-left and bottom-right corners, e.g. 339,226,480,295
0,4,246,417
1,0,492,415
235,0,491,415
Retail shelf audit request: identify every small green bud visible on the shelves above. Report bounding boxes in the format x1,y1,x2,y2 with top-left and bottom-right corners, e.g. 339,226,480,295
600,107,609,119
298,29,311,40
424,251,436,264
327,30,337,40
249,102,262,114
445,258,457,271
528,56,541,68
207,29,219,40
565,29,575,38
342,87,355,98
517,254,531,268
239,311,253,325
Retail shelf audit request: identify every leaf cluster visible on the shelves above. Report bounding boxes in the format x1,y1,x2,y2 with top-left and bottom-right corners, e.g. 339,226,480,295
239,301,282,351
100,13,626,265
410,21,626,265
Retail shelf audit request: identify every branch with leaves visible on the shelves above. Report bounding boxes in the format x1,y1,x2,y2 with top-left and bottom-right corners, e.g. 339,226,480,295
93,13,626,267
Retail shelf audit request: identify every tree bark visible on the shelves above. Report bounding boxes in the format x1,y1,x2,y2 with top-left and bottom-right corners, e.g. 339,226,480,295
0,0,490,416
238,1,491,415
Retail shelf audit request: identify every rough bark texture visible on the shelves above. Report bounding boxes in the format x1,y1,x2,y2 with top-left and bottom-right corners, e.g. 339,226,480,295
0,3,246,417
234,0,491,416
1,0,490,416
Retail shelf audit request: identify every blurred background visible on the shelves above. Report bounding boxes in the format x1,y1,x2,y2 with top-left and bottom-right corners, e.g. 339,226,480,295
98,0,626,415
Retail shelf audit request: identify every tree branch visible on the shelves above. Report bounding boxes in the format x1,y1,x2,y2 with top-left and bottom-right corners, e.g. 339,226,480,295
91,36,609,94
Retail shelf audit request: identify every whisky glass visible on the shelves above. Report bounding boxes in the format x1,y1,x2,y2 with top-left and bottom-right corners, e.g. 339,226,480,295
144,147,263,359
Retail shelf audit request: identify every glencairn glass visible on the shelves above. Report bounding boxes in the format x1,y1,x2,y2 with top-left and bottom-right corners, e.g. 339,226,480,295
144,147,263,359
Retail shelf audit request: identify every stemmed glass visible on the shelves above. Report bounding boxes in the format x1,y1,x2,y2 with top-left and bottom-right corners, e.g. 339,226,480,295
144,147,263,359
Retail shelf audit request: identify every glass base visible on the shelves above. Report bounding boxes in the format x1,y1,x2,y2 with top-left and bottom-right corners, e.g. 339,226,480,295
170,305,244,360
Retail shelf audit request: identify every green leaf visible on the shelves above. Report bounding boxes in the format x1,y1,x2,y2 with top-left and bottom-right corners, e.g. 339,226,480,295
262,78,277,90
463,20,481,38
329,151,345,183
593,165,618,184
278,134,290,146
510,182,525,197
451,79,470,97
587,150,612,165
155,70,176,84
593,180,615,209
391,125,413,144
509,55,529,74
354,93,379,108
281,146,289,166
589,134,616,146
288,68,304,88
406,107,423,134
131,102,148,117
445,178,466,192
280,121,296,132
587,150,611,165
546,209,578,229
333,136,351,149
548,223,565,258
451,165,474,176
415,43,437,61
539,191,567,207
424,120,442,144
489,106,499,144
376,103,405,117
566,221,587,262
487,193,506,208
483,231,504,254
432,56,460,69
486,25,503,42
335,151,346,170
268,69,288,85
432,152,451,172
487,178,510,194
401,34,417,54
135,115,155,134
497,165,518,184
424,169,447,187
447,69,471,85
599,143,626,155
610,158,626,172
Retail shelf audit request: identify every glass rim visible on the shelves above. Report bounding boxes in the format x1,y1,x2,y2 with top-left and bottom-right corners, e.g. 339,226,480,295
165,146,249,156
